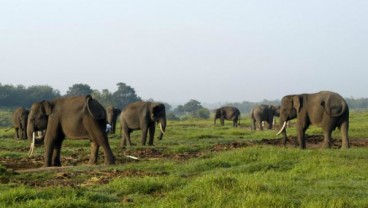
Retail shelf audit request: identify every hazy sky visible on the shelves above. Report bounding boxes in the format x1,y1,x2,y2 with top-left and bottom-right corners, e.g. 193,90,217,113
1,1,367,104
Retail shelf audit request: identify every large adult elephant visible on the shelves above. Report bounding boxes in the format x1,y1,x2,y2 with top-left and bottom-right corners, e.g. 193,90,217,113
120,101,166,147
276,91,349,149
214,106,240,127
106,106,121,134
27,95,115,167
12,107,29,139
250,105,279,130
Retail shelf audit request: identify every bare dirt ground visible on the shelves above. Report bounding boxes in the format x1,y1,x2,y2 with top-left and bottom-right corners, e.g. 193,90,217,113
1,137,367,187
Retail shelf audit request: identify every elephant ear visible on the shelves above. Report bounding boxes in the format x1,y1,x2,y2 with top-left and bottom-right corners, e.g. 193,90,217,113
151,103,165,119
85,95,106,120
321,95,346,117
41,101,54,116
292,95,303,113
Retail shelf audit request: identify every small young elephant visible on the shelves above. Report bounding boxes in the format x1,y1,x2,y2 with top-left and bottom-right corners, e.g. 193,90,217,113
250,105,279,130
214,106,241,127
12,107,29,139
120,101,166,147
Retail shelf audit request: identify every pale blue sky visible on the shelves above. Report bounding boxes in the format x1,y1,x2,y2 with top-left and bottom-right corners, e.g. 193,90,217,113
1,1,367,103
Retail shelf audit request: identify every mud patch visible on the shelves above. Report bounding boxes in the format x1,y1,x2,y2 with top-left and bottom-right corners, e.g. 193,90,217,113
259,136,368,149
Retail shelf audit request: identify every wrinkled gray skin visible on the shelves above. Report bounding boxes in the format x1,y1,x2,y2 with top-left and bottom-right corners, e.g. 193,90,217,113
27,95,115,167
278,91,349,149
12,107,29,139
120,101,166,147
214,107,241,127
106,106,121,134
250,105,279,130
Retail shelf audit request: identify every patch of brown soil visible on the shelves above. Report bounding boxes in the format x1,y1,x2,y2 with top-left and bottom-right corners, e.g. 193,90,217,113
259,136,368,149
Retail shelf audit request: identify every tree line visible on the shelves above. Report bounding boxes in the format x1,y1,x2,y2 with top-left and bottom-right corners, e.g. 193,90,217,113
1,82,368,114
0,82,141,110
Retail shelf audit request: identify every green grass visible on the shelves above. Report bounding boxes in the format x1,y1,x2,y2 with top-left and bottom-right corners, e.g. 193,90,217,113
0,111,367,207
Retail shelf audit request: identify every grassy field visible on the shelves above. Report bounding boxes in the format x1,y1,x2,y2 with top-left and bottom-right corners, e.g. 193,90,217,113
1,111,368,207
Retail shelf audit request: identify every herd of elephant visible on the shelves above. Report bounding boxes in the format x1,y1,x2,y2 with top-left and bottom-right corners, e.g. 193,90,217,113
9,90,350,167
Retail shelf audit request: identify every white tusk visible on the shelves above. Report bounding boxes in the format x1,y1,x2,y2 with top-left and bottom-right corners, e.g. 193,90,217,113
276,121,287,135
28,132,36,157
125,155,139,160
159,123,165,135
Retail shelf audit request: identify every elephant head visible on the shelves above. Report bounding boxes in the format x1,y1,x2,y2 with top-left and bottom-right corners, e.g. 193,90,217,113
151,103,166,140
17,108,29,139
269,105,280,117
276,95,299,135
214,109,221,124
106,106,121,134
27,100,53,143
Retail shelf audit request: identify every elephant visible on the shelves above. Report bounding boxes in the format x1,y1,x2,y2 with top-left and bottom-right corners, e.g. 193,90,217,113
106,106,121,134
276,91,349,149
214,106,240,127
250,105,279,130
119,101,166,147
12,107,29,139
27,95,115,167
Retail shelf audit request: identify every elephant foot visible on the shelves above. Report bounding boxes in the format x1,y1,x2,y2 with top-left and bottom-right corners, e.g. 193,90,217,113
88,158,98,165
104,159,115,165
52,162,62,167
341,143,350,149
321,142,332,149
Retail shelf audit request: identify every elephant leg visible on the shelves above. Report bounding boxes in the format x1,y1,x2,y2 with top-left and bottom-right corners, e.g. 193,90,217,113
340,120,350,149
282,131,288,146
297,128,306,149
121,127,132,147
251,119,255,130
148,126,155,146
44,136,56,167
52,137,64,166
322,130,332,149
15,127,19,139
89,141,99,165
87,125,115,165
221,117,224,126
141,128,148,145
268,120,273,129
233,118,238,127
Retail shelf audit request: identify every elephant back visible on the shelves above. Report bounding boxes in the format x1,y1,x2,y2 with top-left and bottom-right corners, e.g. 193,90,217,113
85,95,106,120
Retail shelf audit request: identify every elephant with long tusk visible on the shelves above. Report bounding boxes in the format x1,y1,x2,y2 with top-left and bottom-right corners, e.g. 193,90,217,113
119,101,166,147
276,91,349,149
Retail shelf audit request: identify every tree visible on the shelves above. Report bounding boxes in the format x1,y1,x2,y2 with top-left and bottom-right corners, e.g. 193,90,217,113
92,89,114,107
192,107,210,119
183,99,202,113
66,84,93,96
173,105,185,116
112,82,141,108
25,85,60,107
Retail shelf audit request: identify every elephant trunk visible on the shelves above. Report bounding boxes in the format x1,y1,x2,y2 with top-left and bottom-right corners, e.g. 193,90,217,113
26,118,45,145
157,118,166,140
27,121,34,141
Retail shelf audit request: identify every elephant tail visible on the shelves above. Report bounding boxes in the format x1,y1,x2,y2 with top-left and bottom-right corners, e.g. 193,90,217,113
85,95,106,120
